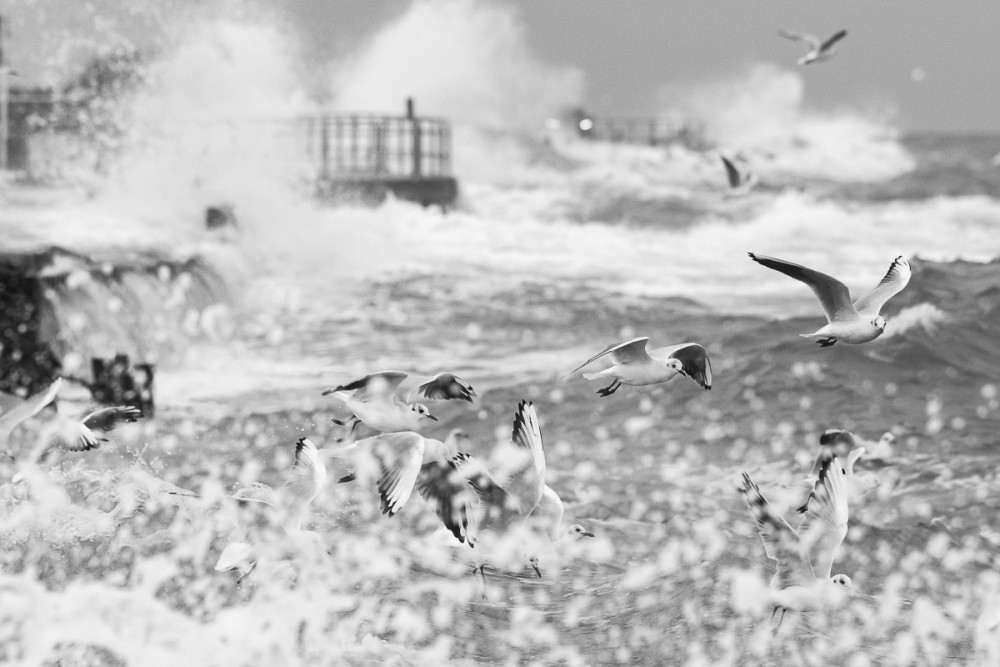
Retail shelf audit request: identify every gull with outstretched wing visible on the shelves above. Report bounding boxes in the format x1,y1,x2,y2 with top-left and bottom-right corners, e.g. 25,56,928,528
779,29,848,65
322,370,476,434
749,253,911,347
565,337,712,396
741,448,862,629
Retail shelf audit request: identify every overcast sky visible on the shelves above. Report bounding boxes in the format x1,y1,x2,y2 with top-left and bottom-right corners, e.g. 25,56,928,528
4,0,999,132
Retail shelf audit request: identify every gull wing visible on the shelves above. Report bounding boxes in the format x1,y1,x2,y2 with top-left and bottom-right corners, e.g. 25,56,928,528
45,419,103,453
280,438,327,520
720,155,743,188
415,456,477,545
795,451,850,580
819,29,848,53
565,337,652,377
82,406,142,433
0,378,62,442
650,343,713,390
511,399,546,489
852,256,911,316
748,253,857,322
404,372,477,403
450,452,522,535
741,472,814,588
322,371,409,400
361,432,425,517
778,29,820,50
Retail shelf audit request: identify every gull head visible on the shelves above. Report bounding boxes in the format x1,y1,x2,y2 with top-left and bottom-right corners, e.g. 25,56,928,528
666,358,685,374
410,403,438,422
872,316,887,332
566,523,595,539
831,573,852,588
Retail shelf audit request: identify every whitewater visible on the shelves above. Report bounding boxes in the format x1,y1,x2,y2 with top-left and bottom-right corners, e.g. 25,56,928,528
1,3,1000,665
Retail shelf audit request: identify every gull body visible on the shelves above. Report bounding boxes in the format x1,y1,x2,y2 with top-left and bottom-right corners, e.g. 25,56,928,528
779,29,848,65
748,253,911,347
322,370,474,433
12,405,143,485
566,337,712,396
741,448,861,629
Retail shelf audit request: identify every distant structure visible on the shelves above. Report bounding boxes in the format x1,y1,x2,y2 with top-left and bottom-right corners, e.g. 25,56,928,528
564,107,709,151
304,98,458,208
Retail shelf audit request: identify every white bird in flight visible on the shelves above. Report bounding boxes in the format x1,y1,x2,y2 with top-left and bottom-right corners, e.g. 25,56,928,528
322,371,476,434
216,437,329,582
748,253,911,347
565,337,712,396
741,448,862,629
779,29,848,65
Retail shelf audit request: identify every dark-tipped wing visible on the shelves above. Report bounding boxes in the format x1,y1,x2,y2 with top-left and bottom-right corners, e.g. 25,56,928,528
406,373,477,403
741,472,813,588
852,256,911,316
415,458,476,545
748,252,857,322
720,155,742,188
796,451,850,581
511,399,546,489
361,432,424,517
50,425,102,453
322,371,409,400
565,337,652,377
819,29,848,53
651,343,713,390
82,406,142,433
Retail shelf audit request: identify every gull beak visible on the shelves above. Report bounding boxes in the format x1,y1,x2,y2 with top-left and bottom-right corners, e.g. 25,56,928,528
426,414,439,421
531,562,542,578
581,530,595,538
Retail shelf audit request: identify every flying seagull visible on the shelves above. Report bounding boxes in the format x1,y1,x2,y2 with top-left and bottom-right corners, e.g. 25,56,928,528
779,29,848,65
322,371,476,434
741,448,862,630
748,253,911,347
565,338,712,396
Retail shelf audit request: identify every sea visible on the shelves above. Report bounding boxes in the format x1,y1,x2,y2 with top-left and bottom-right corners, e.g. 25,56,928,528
1,10,1000,667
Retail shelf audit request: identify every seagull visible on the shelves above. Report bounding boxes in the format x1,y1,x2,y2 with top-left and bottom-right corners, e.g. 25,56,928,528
322,371,475,434
779,29,848,65
565,337,712,396
27,405,143,463
720,154,757,194
418,401,594,587
216,437,328,582
741,448,859,630
748,253,911,347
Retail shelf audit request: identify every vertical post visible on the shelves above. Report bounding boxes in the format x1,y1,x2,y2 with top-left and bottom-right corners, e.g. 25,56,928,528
406,97,421,177
319,116,330,180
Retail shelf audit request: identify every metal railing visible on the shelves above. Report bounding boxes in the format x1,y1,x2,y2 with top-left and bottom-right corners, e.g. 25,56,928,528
297,112,452,180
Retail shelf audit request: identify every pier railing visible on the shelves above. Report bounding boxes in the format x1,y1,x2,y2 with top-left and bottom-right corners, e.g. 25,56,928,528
297,112,452,180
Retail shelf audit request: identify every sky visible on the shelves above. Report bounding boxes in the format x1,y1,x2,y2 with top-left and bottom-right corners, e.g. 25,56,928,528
2,0,999,133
